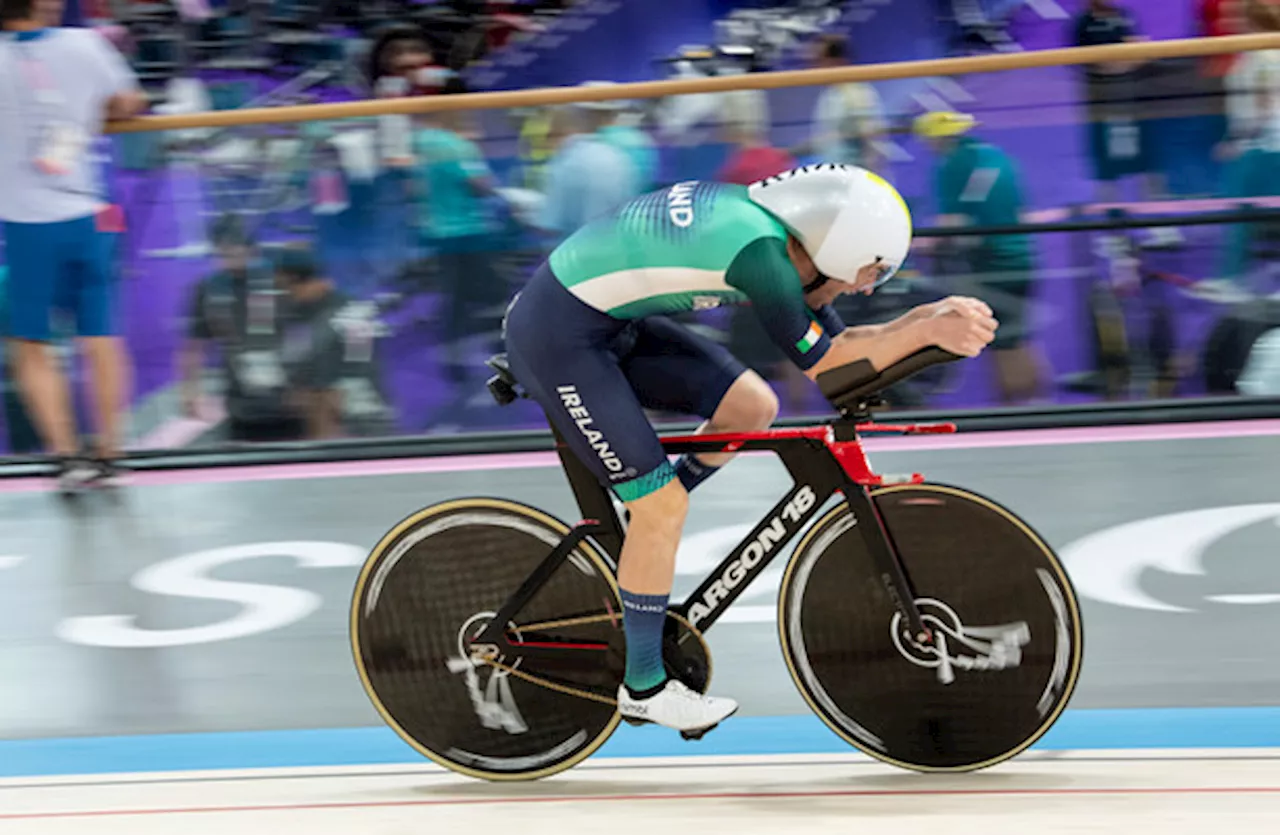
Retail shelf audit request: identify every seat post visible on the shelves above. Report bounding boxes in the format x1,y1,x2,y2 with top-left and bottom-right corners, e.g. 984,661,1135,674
549,423,626,562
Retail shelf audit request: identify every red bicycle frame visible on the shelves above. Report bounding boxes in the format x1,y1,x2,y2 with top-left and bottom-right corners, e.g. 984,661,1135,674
471,347,963,658
552,417,956,644
660,422,957,487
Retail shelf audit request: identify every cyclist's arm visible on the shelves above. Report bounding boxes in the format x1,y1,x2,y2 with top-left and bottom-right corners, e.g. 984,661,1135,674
727,237,929,379
810,303,846,336
803,319,929,381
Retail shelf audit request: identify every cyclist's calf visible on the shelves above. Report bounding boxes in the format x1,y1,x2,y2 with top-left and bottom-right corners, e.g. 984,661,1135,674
617,478,689,595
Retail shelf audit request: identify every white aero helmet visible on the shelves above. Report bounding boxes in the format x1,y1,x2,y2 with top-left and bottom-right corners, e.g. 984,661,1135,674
748,164,912,288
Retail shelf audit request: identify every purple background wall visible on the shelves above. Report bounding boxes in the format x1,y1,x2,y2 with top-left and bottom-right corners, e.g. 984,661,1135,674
0,0,1267,454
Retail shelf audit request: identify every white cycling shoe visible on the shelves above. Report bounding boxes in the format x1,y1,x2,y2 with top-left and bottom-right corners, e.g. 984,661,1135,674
617,679,739,736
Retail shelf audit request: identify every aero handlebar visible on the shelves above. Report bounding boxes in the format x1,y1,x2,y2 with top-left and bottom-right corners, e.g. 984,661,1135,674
816,347,964,418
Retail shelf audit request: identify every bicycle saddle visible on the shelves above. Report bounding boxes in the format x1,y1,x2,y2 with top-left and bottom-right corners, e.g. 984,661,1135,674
486,353,525,406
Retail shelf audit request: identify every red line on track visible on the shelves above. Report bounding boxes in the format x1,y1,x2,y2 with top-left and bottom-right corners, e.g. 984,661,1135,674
5,785,1280,820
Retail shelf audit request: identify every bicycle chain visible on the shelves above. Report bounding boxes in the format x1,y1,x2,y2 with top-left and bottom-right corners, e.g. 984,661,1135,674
481,657,619,707
476,613,620,707
477,610,710,708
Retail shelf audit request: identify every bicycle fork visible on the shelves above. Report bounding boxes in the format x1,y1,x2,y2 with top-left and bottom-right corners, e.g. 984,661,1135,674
842,486,934,646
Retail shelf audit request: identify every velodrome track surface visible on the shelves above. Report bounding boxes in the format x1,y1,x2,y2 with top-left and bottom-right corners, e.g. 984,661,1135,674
1,420,1279,832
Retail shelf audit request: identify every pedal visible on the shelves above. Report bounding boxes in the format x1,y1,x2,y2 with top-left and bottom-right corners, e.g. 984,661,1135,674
622,717,648,727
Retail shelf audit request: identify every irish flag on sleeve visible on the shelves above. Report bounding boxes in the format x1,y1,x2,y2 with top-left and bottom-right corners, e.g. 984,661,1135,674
796,320,824,353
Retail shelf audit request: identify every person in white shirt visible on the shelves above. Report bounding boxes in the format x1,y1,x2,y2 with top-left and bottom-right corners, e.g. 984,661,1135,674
0,0,146,493
802,35,887,174
1223,0,1280,155
1215,0,1280,286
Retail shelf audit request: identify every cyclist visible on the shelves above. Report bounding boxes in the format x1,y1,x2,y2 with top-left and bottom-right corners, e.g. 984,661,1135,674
503,163,998,734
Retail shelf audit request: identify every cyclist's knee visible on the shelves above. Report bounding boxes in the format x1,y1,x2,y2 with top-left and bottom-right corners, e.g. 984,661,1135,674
714,371,779,431
624,476,689,530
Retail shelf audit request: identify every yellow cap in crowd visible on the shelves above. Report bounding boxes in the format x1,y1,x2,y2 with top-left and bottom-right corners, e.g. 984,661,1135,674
912,110,978,139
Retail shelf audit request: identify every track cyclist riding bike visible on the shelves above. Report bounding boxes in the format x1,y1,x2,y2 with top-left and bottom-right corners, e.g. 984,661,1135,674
502,163,999,735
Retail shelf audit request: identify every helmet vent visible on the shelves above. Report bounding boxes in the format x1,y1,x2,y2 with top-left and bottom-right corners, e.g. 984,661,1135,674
756,162,853,188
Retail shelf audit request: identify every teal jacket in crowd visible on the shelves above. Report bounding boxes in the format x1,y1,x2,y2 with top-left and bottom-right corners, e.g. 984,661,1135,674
934,135,1034,272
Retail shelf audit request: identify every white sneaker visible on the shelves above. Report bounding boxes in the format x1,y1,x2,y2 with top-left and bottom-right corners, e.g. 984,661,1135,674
617,679,738,733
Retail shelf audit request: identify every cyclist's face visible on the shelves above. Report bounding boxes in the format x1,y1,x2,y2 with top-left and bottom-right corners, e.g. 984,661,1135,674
851,261,891,294
789,239,886,305
808,263,884,305
806,276,852,307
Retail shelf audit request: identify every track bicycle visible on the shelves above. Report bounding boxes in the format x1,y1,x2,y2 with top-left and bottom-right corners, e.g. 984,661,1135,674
350,347,1083,781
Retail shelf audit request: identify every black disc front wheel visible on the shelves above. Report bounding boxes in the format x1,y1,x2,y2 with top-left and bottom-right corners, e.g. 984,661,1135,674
778,483,1083,772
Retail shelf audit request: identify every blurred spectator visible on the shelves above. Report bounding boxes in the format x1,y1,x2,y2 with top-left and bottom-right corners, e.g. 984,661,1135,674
946,0,1026,53
181,214,302,443
173,0,213,23
369,23,448,300
516,106,556,191
1222,0,1280,158
798,34,887,173
0,266,42,454
1238,322,1280,395
1199,0,1248,196
1219,0,1280,282
370,23,449,170
275,248,350,440
1072,0,1181,246
715,76,794,188
583,83,659,193
716,132,795,186
411,77,505,388
718,127,803,410
370,23,449,96
652,48,770,179
0,0,146,492
1199,0,1247,77
1203,298,1280,393
653,52,729,144
716,49,771,155
914,110,1049,403
540,91,642,239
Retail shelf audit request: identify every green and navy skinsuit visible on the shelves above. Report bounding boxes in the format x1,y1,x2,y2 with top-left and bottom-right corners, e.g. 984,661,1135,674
504,180,846,500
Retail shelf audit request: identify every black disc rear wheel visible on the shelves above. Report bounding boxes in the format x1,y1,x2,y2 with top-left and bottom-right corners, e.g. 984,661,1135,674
351,498,625,781
779,484,1083,772
351,497,713,781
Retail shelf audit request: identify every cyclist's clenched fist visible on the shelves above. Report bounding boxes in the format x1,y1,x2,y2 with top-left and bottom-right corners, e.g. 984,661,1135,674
921,295,993,321
919,296,998,357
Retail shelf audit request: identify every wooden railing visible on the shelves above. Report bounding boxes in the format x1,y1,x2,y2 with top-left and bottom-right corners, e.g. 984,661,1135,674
104,33,1280,134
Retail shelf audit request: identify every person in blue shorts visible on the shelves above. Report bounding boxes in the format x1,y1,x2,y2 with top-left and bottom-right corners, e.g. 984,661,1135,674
0,0,145,492
1072,0,1181,248
503,165,999,734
